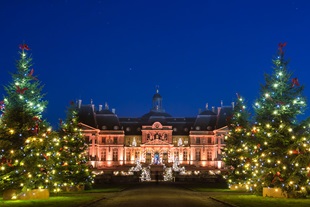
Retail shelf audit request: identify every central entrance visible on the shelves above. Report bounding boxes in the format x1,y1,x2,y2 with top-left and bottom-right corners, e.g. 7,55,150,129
154,152,160,164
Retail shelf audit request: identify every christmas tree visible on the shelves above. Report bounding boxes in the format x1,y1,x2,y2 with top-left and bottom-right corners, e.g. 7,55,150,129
0,44,56,192
252,43,309,197
222,94,254,189
55,102,93,191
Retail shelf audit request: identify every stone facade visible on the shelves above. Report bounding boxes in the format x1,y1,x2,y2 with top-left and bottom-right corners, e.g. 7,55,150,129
78,90,232,173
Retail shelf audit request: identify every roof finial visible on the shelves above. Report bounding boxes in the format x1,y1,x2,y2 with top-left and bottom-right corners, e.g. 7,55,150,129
156,85,159,93
105,102,109,109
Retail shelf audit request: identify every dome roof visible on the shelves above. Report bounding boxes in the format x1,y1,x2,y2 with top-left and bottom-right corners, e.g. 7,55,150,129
153,93,162,99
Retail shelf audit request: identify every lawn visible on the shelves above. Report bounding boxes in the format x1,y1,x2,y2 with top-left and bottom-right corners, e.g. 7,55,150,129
0,185,125,207
0,194,103,207
184,182,310,207
213,195,310,207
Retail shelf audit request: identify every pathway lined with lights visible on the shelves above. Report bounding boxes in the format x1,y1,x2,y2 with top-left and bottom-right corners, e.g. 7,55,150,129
87,182,234,207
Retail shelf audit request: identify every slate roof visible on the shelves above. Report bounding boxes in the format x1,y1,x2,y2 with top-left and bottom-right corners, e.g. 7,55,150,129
199,109,216,116
141,111,172,119
216,106,233,129
77,101,232,135
193,114,217,131
77,105,97,128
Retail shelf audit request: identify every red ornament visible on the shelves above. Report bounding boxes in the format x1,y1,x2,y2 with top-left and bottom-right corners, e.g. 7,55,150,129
292,150,299,155
34,124,39,134
272,171,284,183
40,168,47,173
28,69,38,80
0,100,4,110
19,44,30,51
16,86,28,94
1,156,6,164
28,69,34,76
43,154,49,160
278,42,287,54
292,77,300,87
32,116,41,122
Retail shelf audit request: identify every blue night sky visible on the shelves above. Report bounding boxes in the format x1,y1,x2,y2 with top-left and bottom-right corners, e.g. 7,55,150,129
1,0,310,127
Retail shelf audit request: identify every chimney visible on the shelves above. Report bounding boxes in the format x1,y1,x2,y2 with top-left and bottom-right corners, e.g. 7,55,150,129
198,108,202,114
232,102,235,109
205,103,208,110
91,104,94,112
99,104,102,111
78,99,82,109
112,108,116,114
105,102,109,110
218,107,221,115
212,106,215,113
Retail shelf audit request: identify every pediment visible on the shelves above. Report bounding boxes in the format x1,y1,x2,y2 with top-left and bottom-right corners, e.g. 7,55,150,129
78,123,98,131
143,139,170,145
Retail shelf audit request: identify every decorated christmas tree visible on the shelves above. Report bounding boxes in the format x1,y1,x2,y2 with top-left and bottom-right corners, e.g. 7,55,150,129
222,94,254,189
55,102,93,191
252,43,309,197
0,44,56,192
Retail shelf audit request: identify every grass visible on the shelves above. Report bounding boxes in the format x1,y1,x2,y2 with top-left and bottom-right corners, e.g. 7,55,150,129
0,194,102,207
213,195,310,207
2,183,310,207
0,184,125,207
185,182,310,207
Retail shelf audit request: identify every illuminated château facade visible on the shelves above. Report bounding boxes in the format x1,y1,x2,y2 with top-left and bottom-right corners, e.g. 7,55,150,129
77,90,233,173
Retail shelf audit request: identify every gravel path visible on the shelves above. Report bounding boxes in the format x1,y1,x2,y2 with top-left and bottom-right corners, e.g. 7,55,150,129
88,182,234,207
